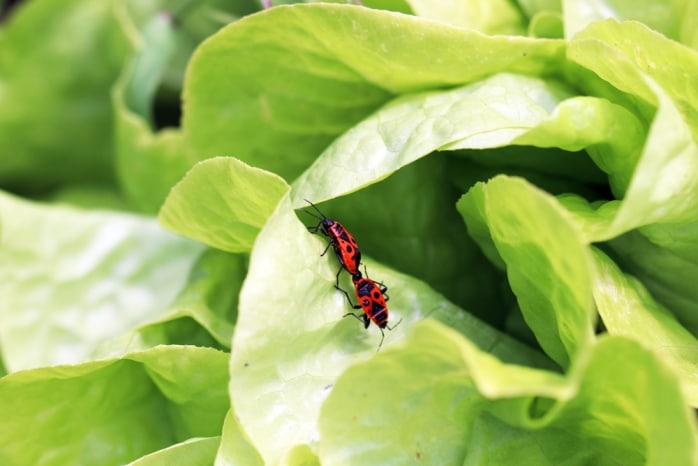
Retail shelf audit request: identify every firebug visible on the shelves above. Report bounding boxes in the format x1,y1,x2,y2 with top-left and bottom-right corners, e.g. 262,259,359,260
337,267,401,352
302,199,362,286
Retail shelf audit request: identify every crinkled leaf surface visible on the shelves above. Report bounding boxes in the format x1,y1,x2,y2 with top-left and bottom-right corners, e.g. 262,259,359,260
0,191,204,372
0,345,229,466
184,4,564,181
608,226,698,335
228,194,552,465
292,73,642,205
604,77,698,236
593,74,698,337
319,320,698,465
95,249,244,356
591,248,698,405
569,19,698,138
510,96,645,197
159,157,289,253
554,71,698,333
458,176,596,368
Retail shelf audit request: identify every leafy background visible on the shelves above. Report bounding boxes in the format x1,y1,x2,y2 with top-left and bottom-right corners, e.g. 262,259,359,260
1,0,698,465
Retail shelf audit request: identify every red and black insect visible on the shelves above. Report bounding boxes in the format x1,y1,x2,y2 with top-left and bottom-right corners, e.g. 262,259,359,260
302,199,362,287
337,267,401,352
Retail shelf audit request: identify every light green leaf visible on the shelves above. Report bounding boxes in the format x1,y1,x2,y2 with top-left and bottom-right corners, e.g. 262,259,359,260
214,409,264,466
608,227,698,336
0,345,230,466
281,445,321,466
591,248,698,406
608,77,698,232
529,10,564,38
569,19,698,139
319,320,698,465
127,437,221,466
588,75,698,334
510,96,645,197
556,194,620,243
184,4,564,181
293,73,641,206
679,0,698,49
457,176,596,368
517,0,561,19
553,74,698,334
560,191,698,338
292,73,574,203
228,195,551,464
563,0,688,41
95,249,244,356
0,191,204,372
159,157,289,253
405,0,526,34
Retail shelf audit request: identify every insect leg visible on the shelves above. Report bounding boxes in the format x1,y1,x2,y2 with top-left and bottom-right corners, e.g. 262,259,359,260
335,282,359,308
386,317,403,331
376,328,385,352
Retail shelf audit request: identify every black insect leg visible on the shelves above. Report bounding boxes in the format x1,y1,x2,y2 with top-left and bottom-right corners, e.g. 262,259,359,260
343,311,370,329
386,317,403,331
335,282,358,308
376,328,386,353
320,240,332,257
334,265,344,290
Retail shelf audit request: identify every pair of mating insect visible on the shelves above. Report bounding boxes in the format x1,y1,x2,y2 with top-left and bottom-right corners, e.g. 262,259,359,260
303,200,401,352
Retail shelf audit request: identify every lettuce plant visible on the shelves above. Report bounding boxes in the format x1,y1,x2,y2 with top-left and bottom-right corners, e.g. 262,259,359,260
1,0,697,465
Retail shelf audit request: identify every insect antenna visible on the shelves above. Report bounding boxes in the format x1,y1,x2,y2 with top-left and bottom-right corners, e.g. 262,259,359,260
301,199,328,220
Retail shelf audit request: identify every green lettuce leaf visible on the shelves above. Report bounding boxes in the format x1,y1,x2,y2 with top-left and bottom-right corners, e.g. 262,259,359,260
292,73,641,204
159,157,289,253
319,320,698,465
0,191,204,372
569,19,698,137
457,175,596,368
184,4,564,181
591,248,698,405
556,72,698,335
95,249,244,356
214,409,264,466
0,345,229,466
